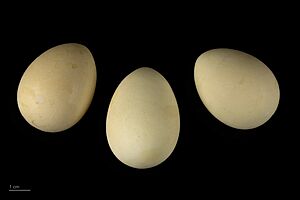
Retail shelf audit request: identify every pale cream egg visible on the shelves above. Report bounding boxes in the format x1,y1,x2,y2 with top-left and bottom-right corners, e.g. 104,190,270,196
17,43,97,132
194,48,280,129
106,67,180,169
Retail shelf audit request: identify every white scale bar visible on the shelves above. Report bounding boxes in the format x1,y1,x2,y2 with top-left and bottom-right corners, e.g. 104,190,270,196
9,189,31,192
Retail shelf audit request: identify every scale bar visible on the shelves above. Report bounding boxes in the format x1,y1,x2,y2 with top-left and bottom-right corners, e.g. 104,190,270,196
9,189,31,192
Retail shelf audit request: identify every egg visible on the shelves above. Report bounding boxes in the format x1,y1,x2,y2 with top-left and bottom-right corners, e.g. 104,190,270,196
106,67,180,169
17,43,97,132
194,48,280,129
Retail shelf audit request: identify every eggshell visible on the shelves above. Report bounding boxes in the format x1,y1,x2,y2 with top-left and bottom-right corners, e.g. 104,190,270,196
106,67,180,169
194,48,280,129
17,43,97,132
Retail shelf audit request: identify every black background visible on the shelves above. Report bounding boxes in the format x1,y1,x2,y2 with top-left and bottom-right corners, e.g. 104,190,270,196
4,3,297,195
